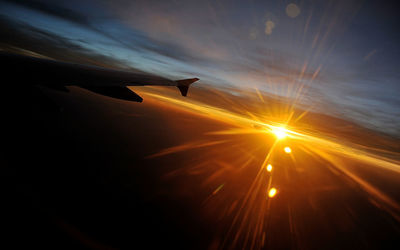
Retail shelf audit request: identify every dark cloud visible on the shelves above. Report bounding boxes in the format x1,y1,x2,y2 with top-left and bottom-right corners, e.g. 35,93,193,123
1,0,212,68
3,0,91,26
0,15,140,70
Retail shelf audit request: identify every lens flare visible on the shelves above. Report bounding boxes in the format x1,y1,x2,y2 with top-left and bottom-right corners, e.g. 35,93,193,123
139,86,400,250
268,188,277,198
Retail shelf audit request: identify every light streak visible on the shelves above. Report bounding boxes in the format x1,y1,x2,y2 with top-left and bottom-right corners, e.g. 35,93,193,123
141,90,400,174
138,87,400,250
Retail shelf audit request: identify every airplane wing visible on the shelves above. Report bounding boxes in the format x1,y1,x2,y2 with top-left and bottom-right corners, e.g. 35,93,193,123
1,53,199,102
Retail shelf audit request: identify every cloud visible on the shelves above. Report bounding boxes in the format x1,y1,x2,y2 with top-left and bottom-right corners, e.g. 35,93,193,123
0,2,209,69
3,0,92,26
1,0,399,136
0,15,139,70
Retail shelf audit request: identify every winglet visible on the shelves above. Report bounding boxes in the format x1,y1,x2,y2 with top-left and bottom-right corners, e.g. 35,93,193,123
175,78,199,97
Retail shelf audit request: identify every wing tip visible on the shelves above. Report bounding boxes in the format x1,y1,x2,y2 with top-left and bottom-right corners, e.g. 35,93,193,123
176,78,199,96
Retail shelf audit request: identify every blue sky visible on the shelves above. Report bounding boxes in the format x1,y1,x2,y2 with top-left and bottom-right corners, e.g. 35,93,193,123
1,0,399,135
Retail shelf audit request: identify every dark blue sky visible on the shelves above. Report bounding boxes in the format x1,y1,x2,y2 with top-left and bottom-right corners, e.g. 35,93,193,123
1,0,399,135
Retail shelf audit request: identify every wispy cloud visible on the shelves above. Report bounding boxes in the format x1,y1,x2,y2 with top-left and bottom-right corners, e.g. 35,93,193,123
0,0,399,136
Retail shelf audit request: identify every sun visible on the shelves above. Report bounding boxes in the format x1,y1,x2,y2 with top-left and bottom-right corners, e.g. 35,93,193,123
271,126,287,140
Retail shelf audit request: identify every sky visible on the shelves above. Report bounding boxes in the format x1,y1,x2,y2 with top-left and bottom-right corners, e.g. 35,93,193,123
0,0,399,135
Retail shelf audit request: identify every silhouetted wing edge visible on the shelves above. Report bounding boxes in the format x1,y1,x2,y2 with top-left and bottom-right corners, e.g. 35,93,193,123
1,53,200,102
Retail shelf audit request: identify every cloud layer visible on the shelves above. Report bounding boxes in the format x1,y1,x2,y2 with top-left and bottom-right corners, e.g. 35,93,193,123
1,0,399,135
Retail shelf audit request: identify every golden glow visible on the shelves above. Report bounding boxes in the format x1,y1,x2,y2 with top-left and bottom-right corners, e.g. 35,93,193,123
135,84,400,250
268,188,277,198
141,89,400,174
271,126,287,140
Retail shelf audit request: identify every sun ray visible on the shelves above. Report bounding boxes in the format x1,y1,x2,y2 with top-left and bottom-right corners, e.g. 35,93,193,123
140,85,400,250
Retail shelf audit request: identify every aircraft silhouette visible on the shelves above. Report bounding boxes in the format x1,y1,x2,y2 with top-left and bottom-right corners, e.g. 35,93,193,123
1,53,199,102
